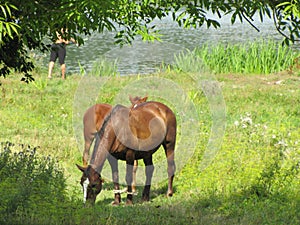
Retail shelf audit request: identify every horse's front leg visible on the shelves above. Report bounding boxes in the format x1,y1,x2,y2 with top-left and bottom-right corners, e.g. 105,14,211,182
107,154,121,205
142,156,154,201
125,150,135,205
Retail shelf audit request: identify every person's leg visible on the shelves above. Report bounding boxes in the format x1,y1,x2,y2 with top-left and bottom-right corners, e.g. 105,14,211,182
48,44,58,79
61,64,66,79
58,45,67,79
48,61,55,78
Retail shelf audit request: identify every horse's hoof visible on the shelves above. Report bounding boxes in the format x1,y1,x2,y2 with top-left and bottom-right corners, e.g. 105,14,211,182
167,192,173,197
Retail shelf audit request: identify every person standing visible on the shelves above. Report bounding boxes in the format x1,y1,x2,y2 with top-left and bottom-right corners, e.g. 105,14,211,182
48,29,76,79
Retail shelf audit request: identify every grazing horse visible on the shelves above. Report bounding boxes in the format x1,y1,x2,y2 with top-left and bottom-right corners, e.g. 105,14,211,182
77,101,177,205
82,96,148,193
82,96,148,166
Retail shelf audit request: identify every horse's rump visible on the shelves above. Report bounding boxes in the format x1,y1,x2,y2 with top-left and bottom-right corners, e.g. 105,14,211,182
83,103,112,136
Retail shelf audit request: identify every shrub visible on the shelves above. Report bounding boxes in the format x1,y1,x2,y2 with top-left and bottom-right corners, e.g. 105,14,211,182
0,142,67,224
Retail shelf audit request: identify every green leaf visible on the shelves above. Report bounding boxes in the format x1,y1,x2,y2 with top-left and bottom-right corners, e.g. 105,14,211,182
276,2,290,8
5,22,12,37
5,3,12,17
0,5,7,18
10,23,20,35
283,5,292,13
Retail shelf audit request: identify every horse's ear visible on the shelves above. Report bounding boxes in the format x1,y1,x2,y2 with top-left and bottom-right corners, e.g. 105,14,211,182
129,95,134,104
76,164,86,172
141,96,148,102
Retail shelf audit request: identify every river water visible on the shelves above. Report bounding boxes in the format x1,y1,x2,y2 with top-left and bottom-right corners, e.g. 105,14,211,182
42,13,286,75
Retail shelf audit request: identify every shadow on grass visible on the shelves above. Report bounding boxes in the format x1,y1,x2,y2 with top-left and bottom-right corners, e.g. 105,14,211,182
94,181,177,206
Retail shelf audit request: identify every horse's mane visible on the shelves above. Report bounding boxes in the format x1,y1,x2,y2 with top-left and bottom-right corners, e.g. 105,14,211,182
97,109,113,140
90,105,125,161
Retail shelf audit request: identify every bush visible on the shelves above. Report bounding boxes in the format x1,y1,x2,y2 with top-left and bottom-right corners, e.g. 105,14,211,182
0,142,68,224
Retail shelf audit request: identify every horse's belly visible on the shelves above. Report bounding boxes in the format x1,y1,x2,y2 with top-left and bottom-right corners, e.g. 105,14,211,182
110,151,127,160
134,148,159,160
110,148,159,161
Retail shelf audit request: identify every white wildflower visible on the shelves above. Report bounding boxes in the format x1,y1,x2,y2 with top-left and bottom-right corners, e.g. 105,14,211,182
277,140,288,147
242,116,252,125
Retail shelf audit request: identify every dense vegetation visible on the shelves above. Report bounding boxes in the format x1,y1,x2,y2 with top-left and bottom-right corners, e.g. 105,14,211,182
0,42,299,224
172,40,299,75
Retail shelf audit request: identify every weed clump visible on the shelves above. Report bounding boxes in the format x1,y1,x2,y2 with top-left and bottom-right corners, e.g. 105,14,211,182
0,142,68,225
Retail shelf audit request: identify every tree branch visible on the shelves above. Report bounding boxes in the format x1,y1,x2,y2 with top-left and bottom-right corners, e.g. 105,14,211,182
272,8,300,42
241,10,260,32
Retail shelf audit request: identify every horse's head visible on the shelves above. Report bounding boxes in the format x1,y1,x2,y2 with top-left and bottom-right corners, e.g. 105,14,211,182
129,95,148,109
76,164,103,205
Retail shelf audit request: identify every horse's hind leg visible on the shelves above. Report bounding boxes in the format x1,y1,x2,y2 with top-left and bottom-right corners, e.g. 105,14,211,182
83,136,93,167
107,154,121,205
83,106,97,167
83,122,98,166
164,142,176,197
142,156,154,201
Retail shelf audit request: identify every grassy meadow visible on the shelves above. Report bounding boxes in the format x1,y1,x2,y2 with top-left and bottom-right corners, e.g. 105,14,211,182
0,40,300,224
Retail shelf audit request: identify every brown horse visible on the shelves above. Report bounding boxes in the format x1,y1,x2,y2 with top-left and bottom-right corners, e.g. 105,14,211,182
77,101,177,205
82,96,148,166
82,96,147,194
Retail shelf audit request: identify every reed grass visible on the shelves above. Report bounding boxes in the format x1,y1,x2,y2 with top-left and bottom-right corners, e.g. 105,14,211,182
173,40,298,74
89,57,119,77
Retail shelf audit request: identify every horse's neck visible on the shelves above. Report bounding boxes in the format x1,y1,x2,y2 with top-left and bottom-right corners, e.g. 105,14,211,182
90,147,108,173
89,130,112,173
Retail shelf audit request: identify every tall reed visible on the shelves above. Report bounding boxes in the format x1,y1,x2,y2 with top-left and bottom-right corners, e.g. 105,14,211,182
174,40,298,74
89,57,119,76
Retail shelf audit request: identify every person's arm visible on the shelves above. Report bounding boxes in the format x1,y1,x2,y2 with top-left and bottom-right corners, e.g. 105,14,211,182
69,37,77,44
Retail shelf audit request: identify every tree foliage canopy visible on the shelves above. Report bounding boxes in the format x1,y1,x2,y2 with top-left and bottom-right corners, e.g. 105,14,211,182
0,0,299,82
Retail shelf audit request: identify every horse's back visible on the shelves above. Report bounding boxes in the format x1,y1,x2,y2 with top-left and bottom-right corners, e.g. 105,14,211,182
84,104,112,129
83,103,112,143
143,101,176,146
94,104,112,129
132,101,177,130
130,101,177,148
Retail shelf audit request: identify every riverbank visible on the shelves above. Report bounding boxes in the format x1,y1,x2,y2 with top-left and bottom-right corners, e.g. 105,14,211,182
0,69,299,224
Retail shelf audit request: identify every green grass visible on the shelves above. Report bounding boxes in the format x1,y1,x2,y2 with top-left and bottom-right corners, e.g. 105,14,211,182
0,44,300,224
171,40,299,75
89,57,119,77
